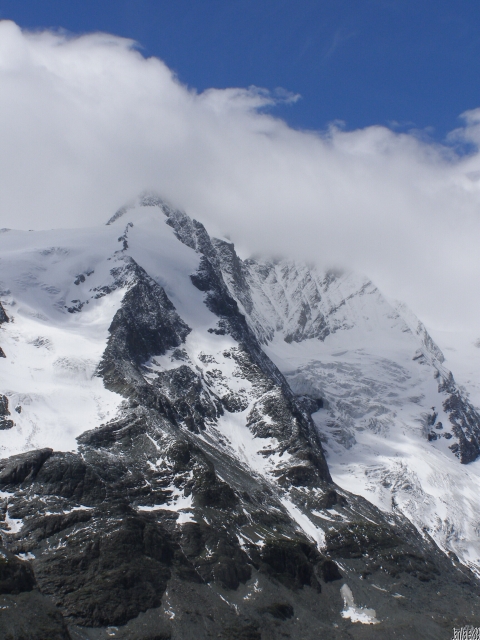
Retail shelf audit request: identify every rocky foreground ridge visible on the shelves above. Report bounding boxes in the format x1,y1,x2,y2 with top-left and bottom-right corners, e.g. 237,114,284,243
0,197,478,639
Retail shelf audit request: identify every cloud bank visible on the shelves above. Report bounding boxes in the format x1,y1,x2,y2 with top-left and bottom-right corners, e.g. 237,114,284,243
0,20,480,332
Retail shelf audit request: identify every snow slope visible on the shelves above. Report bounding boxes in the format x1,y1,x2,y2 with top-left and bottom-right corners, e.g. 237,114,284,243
0,207,221,455
0,227,125,456
217,256,480,576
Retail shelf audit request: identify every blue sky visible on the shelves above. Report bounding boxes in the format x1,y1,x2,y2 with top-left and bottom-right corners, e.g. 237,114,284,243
0,3,480,331
1,0,479,139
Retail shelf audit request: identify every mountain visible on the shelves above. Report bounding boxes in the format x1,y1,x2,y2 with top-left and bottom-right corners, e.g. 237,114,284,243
0,195,478,639
215,242,480,575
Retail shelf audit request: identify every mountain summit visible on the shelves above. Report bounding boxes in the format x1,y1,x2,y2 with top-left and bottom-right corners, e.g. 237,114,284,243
0,195,478,639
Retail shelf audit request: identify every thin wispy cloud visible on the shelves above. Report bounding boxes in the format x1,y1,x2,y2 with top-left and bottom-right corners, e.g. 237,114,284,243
322,28,357,62
0,20,479,332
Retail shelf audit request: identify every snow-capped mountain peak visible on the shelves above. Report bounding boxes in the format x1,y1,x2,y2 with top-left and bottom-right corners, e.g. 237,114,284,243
0,195,478,638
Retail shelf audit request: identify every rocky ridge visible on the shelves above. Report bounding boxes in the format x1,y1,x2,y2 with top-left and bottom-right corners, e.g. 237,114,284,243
206,230,480,573
0,198,478,638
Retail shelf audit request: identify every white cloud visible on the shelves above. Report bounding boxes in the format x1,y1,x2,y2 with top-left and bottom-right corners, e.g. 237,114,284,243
0,20,480,332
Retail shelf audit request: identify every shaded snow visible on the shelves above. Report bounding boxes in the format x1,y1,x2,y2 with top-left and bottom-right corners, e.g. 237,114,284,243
240,262,480,575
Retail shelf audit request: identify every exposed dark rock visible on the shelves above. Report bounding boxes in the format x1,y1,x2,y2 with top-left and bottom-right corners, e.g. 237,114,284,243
317,489,346,509
77,414,149,448
0,396,9,415
98,257,190,396
34,452,106,504
191,256,240,319
20,509,93,543
247,388,331,486
0,552,35,594
0,302,9,324
275,465,318,487
259,538,321,591
220,390,249,413
0,449,53,485
192,473,237,509
296,394,324,415
152,365,222,433
325,522,401,559
320,559,342,582
222,623,261,640
34,514,175,627
163,205,217,265
0,395,13,430
177,522,251,590
167,440,192,469
66,300,84,313
161,208,333,486
259,602,294,620
0,591,72,640
442,391,480,463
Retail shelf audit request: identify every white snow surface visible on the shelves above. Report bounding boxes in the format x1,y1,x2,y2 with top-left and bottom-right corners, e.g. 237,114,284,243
340,584,379,625
0,204,217,458
137,489,195,524
0,226,126,456
228,260,480,575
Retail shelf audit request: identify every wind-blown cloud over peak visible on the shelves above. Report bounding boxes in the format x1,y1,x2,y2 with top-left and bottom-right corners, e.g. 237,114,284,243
0,20,479,332
449,108,480,148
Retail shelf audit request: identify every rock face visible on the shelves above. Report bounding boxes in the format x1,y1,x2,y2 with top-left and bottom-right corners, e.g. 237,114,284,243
98,256,191,397
0,303,8,326
0,196,478,638
0,302,8,360
0,396,13,431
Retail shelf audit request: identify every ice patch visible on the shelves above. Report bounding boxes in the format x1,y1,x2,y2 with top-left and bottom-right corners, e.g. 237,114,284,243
4,513,24,534
340,584,379,625
137,490,194,523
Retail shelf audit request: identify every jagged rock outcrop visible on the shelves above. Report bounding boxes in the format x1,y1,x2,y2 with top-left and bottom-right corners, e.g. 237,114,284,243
1,407,479,638
438,371,480,463
0,302,8,360
0,303,8,326
98,256,191,398
0,396,14,431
